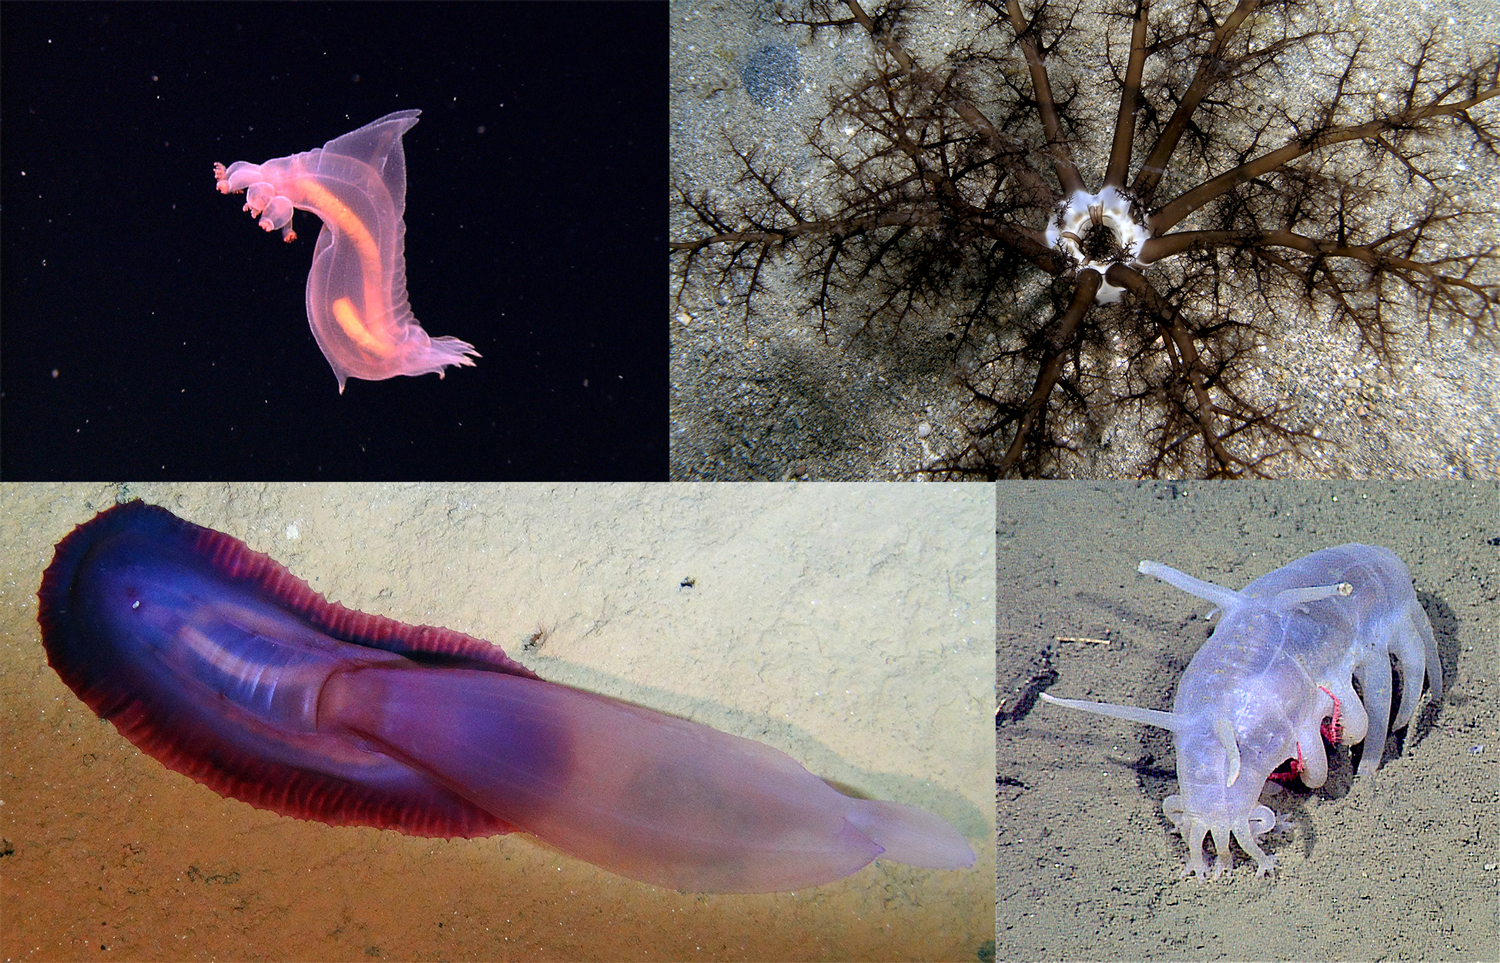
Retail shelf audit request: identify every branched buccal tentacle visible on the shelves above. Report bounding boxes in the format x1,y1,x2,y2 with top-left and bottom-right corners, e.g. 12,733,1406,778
670,0,1500,478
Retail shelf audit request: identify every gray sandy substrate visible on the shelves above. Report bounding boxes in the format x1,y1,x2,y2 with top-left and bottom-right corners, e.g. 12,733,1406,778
670,0,1500,479
996,482,1497,960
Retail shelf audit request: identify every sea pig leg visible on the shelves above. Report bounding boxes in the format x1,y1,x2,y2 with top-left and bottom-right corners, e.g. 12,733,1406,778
320,666,974,893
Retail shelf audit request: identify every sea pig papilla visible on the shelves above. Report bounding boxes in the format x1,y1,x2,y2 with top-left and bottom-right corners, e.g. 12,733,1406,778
37,502,974,892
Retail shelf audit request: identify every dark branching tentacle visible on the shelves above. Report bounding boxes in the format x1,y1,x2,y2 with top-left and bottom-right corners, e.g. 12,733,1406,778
994,269,1102,474
1001,0,1087,195
1103,0,1151,190
1150,41,1500,233
1131,0,1281,204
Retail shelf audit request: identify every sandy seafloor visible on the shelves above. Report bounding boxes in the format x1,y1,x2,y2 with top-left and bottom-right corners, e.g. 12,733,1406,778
670,0,1500,479
995,482,1498,961
0,483,994,963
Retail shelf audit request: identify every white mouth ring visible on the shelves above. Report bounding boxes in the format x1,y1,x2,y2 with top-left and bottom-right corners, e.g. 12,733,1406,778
1045,186,1153,304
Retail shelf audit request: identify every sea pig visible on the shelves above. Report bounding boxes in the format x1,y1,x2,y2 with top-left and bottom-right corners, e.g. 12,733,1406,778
37,502,974,893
